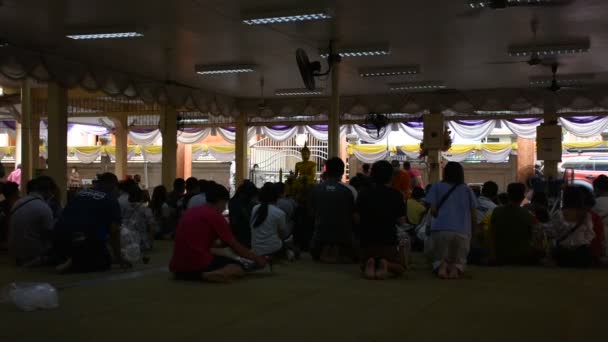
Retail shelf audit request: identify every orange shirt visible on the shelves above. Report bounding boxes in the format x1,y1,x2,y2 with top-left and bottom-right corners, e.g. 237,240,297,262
392,170,411,200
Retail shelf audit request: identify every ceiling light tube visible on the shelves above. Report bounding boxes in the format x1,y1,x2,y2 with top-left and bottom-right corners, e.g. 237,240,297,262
319,45,390,59
529,73,595,86
195,64,256,75
275,88,324,96
388,81,446,91
508,41,590,57
66,27,144,40
359,66,420,77
242,8,332,25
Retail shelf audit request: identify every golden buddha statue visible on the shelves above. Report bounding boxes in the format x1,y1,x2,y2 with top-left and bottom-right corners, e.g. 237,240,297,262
294,143,316,184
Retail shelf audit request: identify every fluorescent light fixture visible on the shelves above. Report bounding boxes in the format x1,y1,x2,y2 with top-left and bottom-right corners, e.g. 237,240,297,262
529,73,595,86
0,87,3,96
242,8,331,25
195,64,255,75
319,45,390,58
359,66,420,77
470,0,564,8
388,81,446,91
275,88,324,96
66,28,144,40
508,41,590,57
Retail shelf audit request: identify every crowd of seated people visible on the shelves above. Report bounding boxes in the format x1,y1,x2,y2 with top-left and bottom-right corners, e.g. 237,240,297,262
2,157,608,285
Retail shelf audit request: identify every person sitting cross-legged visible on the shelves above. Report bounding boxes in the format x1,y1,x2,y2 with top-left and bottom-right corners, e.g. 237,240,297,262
251,183,288,257
490,183,541,265
170,183,267,283
54,173,130,273
356,160,407,280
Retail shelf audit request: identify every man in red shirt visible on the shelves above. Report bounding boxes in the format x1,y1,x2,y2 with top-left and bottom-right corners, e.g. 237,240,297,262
170,183,266,282
391,160,411,200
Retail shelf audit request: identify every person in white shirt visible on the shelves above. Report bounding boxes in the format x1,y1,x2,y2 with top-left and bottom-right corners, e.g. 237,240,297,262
251,183,287,256
547,186,595,267
593,175,608,257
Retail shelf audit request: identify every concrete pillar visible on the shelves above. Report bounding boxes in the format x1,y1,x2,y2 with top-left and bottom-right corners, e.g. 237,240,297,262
160,105,177,189
112,116,128,180
19,79,34,191
328,62,341,159
423,111,445,183
537,97,561,180
47,83,68,203
184,143,192,179
176,143,185,179
235,113,248,187
516,137,536,183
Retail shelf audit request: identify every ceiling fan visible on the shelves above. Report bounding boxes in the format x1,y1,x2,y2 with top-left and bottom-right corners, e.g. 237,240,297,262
487,17,553,67
296,41,340,91
460,0,574,18
364,113,389,139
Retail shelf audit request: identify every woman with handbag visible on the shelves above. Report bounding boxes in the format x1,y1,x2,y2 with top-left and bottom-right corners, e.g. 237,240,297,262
425,162,478,279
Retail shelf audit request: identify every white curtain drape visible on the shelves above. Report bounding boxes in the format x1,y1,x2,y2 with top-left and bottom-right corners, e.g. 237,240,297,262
128,130,161,145
448,120,496,141
353,149,389,163
208,149,235,162
262,126,299,142
177,129,210,144
106,148,136,161
73,149,101,163
141,149,162,163
398,147,421,159
441,151,469,162
399,123,424,141
559,117,608,137
481,146,512,163
353,124,391,143
217,127,256,144
501,120,541,139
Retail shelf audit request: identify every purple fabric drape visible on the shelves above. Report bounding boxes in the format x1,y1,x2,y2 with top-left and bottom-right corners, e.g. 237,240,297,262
562,116,602,124
507,118,543,124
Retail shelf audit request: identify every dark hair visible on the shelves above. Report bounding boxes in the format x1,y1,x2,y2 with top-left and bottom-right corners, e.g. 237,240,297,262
275,182,286,196
443,162,464,184
562,186,586,210
362,163,370,173
2,181,19,199
498,192,509,206
531,191,548,207
253,182,279,228
127,182,143,203
412,186,425,200
25,179,36,194
185,177,199,192
482,181,498,198
199,179,211,194
371,160,394,185
403,161,411,170
391,160,400,168
205,183,230,204
507,183,526,204
580,186,596,209
233,180,258,201
149,185,167,215
325,157,345,179
96,173,119,193
119,178,136,193
173,178,186,192
593,175,608,193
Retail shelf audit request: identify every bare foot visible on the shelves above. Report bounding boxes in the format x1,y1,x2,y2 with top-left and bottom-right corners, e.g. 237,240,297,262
202,271,234,283
364,258,375,280
437,262,449,279
375,259,389,280
447,265,460,279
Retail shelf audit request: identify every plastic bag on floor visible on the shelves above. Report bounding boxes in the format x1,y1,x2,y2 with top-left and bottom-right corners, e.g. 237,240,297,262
120,227,141,264
1,282,59,311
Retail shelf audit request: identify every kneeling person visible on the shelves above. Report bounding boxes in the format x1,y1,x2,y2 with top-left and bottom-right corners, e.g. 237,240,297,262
170,183,266,283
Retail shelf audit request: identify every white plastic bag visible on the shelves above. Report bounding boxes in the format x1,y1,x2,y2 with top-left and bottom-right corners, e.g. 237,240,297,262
2,282,59,311
120,227,141,264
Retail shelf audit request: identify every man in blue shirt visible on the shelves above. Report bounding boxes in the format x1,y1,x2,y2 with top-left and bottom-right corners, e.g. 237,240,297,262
54,173,129,273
